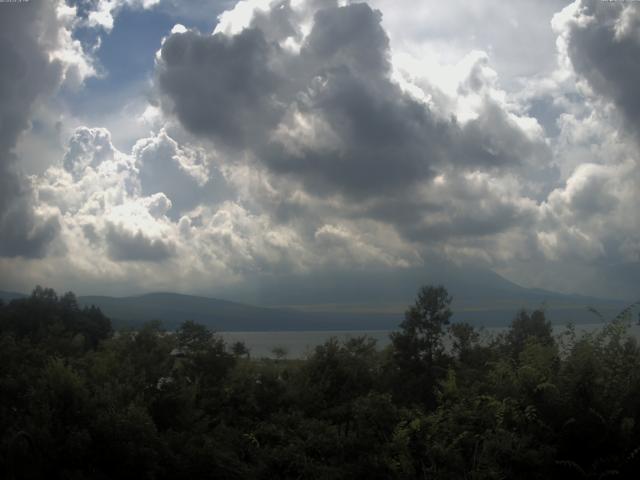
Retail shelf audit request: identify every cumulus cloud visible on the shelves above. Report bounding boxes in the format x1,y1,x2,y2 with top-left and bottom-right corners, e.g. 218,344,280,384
0,0,95,258
47,2,98,87
84,0,161,31
2,0,639,300
35,127,165,263
371,0,567,87
158,27,285,148
105,221,175,262
81,0,235,31
149,0,557,287
4,114,432,292
153,0,640,298
133,129,215,216
553,0,640,138
15,124,309,288
157,1,549,201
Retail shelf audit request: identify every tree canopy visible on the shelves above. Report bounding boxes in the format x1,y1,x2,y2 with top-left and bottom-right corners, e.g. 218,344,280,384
1,285,640,479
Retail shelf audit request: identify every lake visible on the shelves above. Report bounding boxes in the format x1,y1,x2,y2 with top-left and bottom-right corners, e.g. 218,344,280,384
222,323,640,358
221,330,393,358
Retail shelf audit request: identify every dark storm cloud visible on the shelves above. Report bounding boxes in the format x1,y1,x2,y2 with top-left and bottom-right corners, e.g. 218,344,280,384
269,3,462,195
302,3,390,77
0,0,64,258
456,101,545,169
158,27,286,148
106,223,175,262
262,65,449,196
567,172,618,220
0,163,60,258
363,172,536,244
249,0,299,43
0,1,62,153
157,3,548,200
153,0,557,261
563,1,640,136
405,200,530,242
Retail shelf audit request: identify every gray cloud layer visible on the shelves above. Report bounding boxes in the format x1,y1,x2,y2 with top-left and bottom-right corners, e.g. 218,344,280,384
562,1,640,137
157,2,548,207
1,0,639,301
0,0,65,258
158,27,284,148
106,222,176,262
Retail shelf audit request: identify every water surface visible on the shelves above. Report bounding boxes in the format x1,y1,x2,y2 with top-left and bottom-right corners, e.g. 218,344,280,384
222,323,640,359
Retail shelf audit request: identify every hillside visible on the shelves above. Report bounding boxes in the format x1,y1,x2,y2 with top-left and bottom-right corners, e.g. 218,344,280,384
76,293,399,331
0,266,628,331
0,290,26,303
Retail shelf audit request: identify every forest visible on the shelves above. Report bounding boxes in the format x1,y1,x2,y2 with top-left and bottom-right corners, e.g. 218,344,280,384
1,286,640,479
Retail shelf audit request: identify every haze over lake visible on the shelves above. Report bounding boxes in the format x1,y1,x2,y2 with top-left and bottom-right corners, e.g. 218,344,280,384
221,323,640,358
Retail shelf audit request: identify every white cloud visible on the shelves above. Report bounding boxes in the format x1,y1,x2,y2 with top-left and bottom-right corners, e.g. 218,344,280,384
86,0,161,32
2,0,640,301
214,0,273,36
48,2,98,87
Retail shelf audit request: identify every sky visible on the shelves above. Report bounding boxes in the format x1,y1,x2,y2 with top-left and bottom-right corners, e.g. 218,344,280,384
0,0,638,301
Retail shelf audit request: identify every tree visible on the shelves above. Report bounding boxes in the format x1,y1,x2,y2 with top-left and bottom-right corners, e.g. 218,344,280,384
177,320,214,353
271,346,289,361
448,321,484,369
392,285,453,366
390,285,452,406
231,341,250,358
449,322,478,359
505,309,553,358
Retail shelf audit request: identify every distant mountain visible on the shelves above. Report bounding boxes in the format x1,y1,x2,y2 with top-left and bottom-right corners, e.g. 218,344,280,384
77,289,627,332
212,264,628,328
77,293,399,331
1,263,631,331
0,290,26,303
214,262,623,307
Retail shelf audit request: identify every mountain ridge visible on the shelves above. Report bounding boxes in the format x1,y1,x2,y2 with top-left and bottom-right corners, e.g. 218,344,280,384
1,283,628,332
1,263,629,331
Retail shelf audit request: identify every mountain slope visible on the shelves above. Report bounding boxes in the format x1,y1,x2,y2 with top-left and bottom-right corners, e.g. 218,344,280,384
0,290,26,303
215,263,624,307
212,264,627,327
2,263,630,331
75,291,626,333
77,293,398,331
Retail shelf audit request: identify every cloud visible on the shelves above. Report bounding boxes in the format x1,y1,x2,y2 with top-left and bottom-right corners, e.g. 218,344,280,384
370,0,567,86
553,1,640,138
2,0,639,301
157,1,548,201
0,0,95,258
540,160,640,262
0,167,61,259
22,124,312,286
48,2,98,87
13,117,428,291
85,0,161,31
313,222,416,269
132,129,215,216
81,0,234,31
63,126,120,177
157,27,285,148
153,0,640,299
105,221,175,261
149,0,557,288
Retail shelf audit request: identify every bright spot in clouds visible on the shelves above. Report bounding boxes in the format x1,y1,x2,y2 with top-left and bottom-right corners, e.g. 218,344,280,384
0,0,639,301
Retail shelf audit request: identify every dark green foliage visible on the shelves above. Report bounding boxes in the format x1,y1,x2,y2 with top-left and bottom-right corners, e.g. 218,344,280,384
2,286,640,479
390,285,453,407
505,308,554,358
